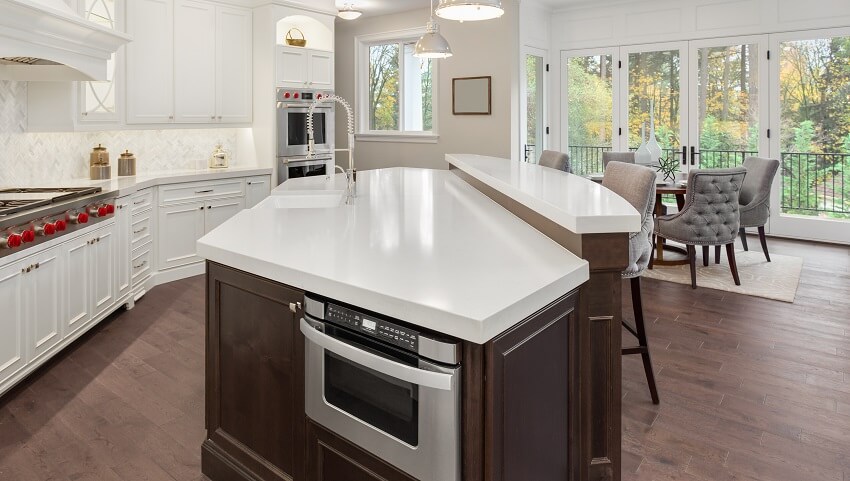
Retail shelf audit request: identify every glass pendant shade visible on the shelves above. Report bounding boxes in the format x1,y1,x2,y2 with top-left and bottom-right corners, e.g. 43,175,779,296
337,4,362,20
435,0,504,21
414,21,452,58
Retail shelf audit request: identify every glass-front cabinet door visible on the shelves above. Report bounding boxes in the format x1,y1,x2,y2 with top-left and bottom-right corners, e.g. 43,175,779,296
79,0,122,123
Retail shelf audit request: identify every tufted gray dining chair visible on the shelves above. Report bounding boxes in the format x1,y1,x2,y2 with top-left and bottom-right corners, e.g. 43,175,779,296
602,151,635,169
738,156,780,262
538,150,572,173
655,167,747,289
603,162,659,404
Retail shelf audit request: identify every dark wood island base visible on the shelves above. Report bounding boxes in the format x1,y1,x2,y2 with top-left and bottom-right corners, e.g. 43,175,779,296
203,261,583,481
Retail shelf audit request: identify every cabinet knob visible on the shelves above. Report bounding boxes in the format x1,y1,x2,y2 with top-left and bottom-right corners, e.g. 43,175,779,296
211,116,216,120
218,116,222,120
169,115,174,120
289,302,302,313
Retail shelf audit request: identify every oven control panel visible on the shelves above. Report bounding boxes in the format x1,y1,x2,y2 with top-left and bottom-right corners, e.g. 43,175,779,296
326,302,419,351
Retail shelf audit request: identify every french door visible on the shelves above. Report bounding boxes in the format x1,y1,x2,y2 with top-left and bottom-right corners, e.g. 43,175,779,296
521,46,548,163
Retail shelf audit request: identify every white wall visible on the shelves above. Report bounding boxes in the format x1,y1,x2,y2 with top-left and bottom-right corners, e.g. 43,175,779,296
334,1,520,171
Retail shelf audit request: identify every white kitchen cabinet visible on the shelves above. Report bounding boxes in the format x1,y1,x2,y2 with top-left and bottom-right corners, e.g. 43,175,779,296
126,0,175,124
66,237,92,337
245,175,272,208
174,0,217,123
158,201,207,270
276,46,335,90
0,262,26,385
27,247,63,362
216,6,253,123
91,226,116,320
115,199,132,300
205,197,246,232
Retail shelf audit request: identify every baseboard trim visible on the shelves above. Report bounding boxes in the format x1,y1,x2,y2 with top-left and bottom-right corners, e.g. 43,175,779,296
155,262,206,286
202,439,268,481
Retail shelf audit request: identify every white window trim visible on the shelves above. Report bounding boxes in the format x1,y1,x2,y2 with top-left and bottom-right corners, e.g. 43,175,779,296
355,27,440,142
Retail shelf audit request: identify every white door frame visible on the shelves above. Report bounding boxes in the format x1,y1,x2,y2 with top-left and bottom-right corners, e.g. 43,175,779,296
768,27,850,244
520,45,548,162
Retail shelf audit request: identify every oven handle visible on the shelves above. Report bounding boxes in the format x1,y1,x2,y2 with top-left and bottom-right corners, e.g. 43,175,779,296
300,318,453,391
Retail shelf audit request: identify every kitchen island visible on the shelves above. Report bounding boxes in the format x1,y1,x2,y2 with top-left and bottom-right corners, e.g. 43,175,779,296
197,162,639,481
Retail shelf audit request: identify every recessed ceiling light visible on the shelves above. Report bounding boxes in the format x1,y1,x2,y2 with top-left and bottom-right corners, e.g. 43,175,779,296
338,3,362,20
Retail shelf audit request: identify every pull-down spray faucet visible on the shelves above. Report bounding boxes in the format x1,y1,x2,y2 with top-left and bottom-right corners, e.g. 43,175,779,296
307,95,356,200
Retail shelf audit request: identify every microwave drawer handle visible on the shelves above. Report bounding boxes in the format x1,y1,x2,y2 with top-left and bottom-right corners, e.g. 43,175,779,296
300,318,453,391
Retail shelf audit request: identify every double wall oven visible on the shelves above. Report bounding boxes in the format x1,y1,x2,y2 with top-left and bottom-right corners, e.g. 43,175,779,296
301,295,462,481
276,88,334,185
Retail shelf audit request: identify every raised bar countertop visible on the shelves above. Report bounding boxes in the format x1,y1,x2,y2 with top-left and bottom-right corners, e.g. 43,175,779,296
447,154,642,234
197,167,590,344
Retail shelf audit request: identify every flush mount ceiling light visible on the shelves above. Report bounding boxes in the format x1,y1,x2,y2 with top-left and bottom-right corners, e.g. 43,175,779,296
414,0,453,59
435,0,504,21
337,3,362,20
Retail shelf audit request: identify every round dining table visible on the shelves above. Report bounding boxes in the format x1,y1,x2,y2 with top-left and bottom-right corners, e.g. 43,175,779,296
653,183,689,267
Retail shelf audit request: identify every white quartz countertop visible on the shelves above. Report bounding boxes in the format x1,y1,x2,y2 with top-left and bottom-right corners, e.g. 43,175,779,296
198,167,590,344
5,166,272,197
447,154,641,234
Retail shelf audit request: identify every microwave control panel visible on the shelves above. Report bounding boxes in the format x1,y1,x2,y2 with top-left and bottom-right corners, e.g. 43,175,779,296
326,302,419,351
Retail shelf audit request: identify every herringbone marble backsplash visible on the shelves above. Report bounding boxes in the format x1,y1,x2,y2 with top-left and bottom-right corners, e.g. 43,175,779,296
0,81,245,186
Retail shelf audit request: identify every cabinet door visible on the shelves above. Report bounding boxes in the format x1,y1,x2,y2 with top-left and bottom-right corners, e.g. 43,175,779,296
216,6,252,123
91,226,116,320
66,237,91,337
308,51,334,89
276,46,309,88
203,262,305,481
174,0,216,123
0,262,26,385
116,199,132,299
158,201,206,269
204,196,245,233
245,176,271,208
29,248,63,362
126,0,174,124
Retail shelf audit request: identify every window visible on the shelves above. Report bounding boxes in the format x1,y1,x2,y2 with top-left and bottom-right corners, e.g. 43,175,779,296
357,29,438,142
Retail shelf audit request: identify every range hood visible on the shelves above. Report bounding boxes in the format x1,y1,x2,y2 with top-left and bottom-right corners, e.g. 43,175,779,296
0,0,131,81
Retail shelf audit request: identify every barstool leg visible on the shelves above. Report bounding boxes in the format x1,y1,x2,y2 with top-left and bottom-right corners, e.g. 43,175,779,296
740,227,749,251
687,245,697,289
702,246,709,266
630,277,660,404
715,245,721,264
758,225,771,262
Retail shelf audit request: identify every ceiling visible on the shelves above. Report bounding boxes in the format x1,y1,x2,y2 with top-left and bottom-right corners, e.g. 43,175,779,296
334,0,645,18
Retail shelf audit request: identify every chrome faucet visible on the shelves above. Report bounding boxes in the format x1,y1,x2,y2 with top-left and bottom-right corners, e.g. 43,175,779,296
307,95,356,201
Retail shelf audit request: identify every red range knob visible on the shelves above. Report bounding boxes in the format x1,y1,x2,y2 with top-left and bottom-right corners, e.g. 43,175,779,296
55,220,67,231
317,93,323,99
72,212,89,224
3,233,23,248
294,92,300,99
106,204,115,214
97,206,108,217
21,229,35,243
284,92,291,99
43,223,56,235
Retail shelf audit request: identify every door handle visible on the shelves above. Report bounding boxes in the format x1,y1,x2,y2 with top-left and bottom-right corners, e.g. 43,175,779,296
300,318,453,391
681,146,687,165
690,146,697,166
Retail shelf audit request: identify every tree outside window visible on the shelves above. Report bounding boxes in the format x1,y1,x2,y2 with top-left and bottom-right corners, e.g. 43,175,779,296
366,40,434,134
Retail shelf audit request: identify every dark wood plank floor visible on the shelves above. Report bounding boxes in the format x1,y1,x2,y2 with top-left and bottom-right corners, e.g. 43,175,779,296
622,238,850,481
0,237,848,481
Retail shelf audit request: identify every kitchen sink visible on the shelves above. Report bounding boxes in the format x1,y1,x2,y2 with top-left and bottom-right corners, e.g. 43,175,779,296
255,192,344,209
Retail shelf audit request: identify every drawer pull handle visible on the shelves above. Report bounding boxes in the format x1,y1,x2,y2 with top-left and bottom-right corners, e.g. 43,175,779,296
133,260,148,269
133,227,148,234
195,189,214,194
133,200,146,205
247,181,266,185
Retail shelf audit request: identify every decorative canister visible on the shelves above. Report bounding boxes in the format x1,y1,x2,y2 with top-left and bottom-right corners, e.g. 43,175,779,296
285,28,307,47
209,144,230,169
89,144,111,180
118,150,137,176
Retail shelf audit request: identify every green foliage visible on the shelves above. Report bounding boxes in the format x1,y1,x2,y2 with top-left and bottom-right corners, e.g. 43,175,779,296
369,44,399,131
566,56,613,148
792,120,816,153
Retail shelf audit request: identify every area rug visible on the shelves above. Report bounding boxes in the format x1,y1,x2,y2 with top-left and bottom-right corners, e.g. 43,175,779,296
642,249,803,302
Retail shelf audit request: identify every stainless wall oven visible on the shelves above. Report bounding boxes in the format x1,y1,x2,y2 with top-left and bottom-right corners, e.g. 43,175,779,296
277,156,331,185
301,295,461,481
276,88,334,159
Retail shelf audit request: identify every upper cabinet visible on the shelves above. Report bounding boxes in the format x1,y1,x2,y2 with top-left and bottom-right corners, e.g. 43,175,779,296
276,46,334,90
127,0,252,125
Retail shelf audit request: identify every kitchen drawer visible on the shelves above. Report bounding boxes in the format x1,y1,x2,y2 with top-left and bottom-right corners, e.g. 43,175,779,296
131,188,154,212
130,212,153,250
131,243,153,286
159,179,245,205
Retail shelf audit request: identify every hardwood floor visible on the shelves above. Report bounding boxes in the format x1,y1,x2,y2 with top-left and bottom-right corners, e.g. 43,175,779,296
622,237,850,481
0,236,848,481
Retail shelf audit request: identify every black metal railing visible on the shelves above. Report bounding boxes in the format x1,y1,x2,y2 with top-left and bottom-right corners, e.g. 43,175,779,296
567,145,850,218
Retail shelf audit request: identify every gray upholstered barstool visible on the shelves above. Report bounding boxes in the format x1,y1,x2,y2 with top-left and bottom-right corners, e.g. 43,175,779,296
738,156,780,261
538,150,572,173
602,151,635,169
655,167,747,289
602,162,659,404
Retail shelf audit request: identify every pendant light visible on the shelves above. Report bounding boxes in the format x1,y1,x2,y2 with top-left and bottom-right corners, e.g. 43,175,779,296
435,0,504,22
414,0,453,59
337,3,362,20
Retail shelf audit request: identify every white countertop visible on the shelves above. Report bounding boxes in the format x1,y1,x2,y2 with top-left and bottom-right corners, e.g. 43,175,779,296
198,167,590,344
447,154,641,234
5,166,272,197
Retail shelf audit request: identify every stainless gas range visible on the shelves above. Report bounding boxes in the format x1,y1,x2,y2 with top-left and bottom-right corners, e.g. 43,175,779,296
0,187,118,259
